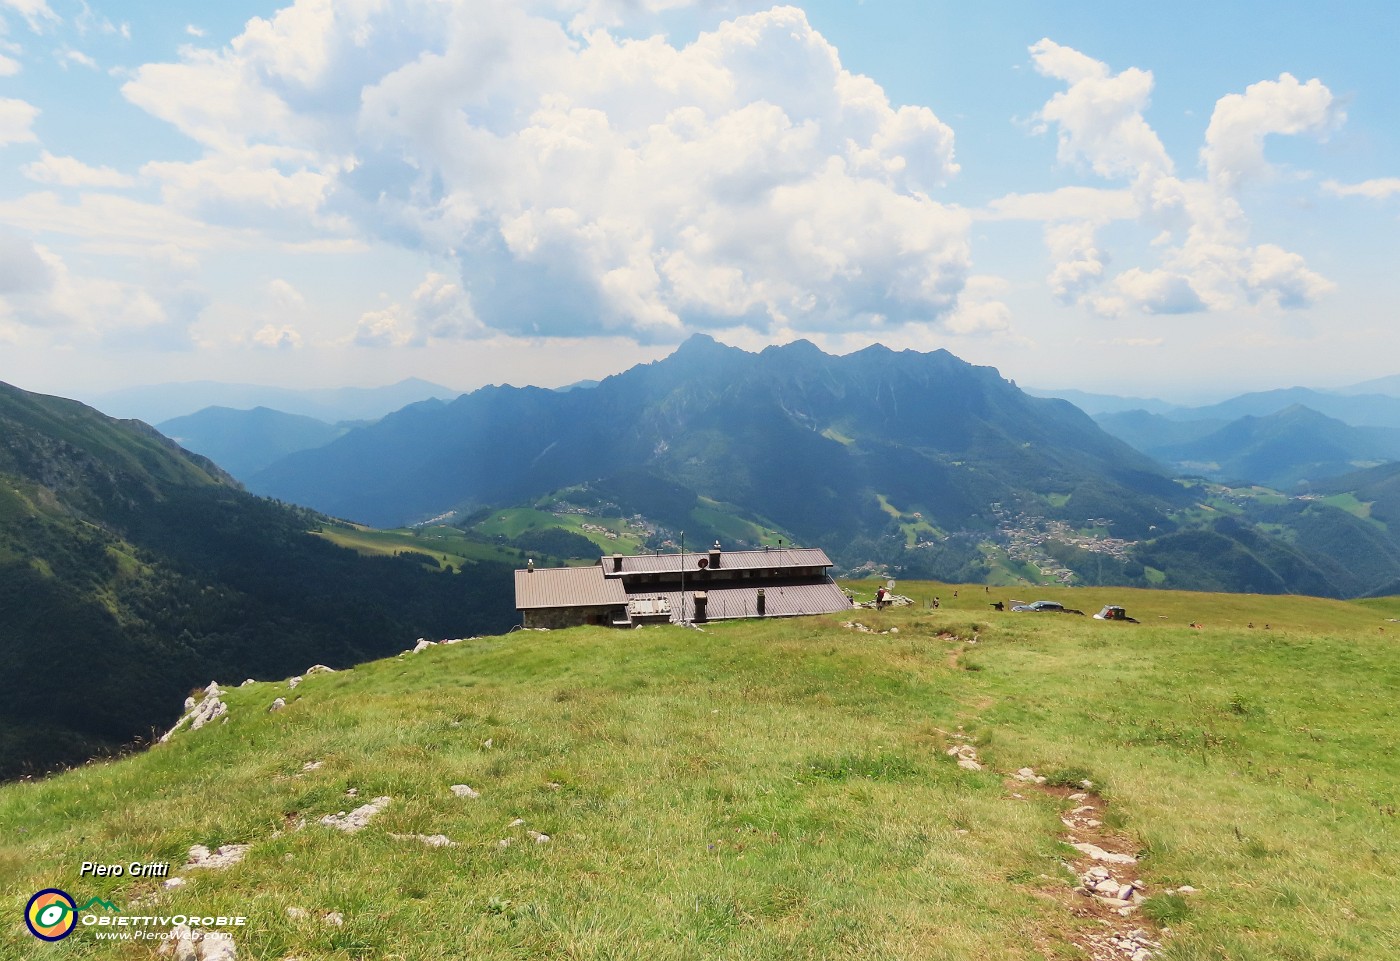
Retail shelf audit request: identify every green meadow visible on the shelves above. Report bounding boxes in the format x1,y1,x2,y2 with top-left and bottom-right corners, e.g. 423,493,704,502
3,584,1397,960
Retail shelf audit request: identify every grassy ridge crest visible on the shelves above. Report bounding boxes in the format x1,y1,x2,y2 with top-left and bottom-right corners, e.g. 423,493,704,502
3,583,1398,959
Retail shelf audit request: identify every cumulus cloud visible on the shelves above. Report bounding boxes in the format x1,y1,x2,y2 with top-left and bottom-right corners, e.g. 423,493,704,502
252,323,302,348
120,1,971,341
1029,38,1172,182
944,275,1011,335
355,272,485,348
1323,177,1400,201
0,96,38,144
21,150,135,188
0,53,19,75
1018,42,1339,318
1201,73,1340,190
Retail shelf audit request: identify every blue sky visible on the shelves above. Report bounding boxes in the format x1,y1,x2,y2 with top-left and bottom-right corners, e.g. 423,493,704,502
1,0,1397,404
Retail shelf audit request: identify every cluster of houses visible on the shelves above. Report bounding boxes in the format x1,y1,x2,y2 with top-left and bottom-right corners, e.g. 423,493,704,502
514,541,851,629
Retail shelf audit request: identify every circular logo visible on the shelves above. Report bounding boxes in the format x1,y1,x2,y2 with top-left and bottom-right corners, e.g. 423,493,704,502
25,889,77,941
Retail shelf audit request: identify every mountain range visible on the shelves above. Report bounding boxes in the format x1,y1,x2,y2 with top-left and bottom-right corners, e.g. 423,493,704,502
84,377,459,424
247,335,1187,547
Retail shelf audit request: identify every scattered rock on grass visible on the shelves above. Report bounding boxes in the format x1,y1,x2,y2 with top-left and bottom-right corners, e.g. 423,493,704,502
268,698,286,712
184,844,250,870
450,784,480,799
320,797,391,832
390,833,458,848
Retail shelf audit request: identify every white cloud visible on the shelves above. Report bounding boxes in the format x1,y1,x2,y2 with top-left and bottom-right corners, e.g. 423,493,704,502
252,323,302,349
355,271,485,348
21,150,135,188
0,0,59,33
1029,38,1172,182
1045,220,1108,304
1323,177,1400,201
120,2,971,341
944,275,1011,335
1019,42,1338,318
979,186,1135,222
267,277,305,311
1201,73,1340,190
0,231,51,294
0,53,19,75
58,47,96,69
0,96,38,144
1109,268,1204,315
185,24,206,38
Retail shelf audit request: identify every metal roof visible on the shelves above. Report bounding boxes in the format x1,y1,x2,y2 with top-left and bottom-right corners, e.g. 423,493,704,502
514,565,627,610
601,547,832,576
627,578,851,623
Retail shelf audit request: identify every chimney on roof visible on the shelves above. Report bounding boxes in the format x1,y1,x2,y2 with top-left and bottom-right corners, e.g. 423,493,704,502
527,559,534,573
709,541,722,568
612,553,623,573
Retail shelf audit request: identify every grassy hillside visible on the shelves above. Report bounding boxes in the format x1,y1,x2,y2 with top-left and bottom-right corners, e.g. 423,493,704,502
0,381,518,780
4,585,1396,959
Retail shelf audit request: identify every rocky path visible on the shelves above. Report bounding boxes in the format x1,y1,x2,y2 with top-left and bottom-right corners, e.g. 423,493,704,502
948,737,1184,961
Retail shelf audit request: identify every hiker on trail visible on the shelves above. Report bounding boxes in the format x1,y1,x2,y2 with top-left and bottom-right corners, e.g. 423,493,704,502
875,586,887,609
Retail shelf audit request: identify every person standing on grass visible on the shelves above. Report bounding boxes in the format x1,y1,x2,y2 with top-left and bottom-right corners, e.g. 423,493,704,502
875,586,887,609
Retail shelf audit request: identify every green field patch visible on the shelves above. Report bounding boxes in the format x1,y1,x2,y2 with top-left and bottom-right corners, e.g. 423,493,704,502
471,507,646,554
1320,492,1378,524
314,523,523,569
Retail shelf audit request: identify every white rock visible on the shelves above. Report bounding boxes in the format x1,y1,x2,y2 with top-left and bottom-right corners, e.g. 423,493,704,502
324,912,344,926
957,758,982,771
441,637,464,645
199,932,238,961
1177,884,1197,894
412,639,433,653
508,817,525,827
286,907,308,920
268,698,286,712
288,676,302,689
305,664,334,675
320,796,391,832
1072,842,1137,865
204,682,222,698
185,843,250,870
390,832,457,848
163,876,186,889
240,679,255,687
482,738,493,749
497,838,512,848
527,831,550,844
184,697,197,712
450,784,480,799
302,761,322,772
168,925,199,961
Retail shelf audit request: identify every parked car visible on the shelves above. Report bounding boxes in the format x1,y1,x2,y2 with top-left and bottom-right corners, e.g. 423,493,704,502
1011,600,1084,615
1093,605,1139,623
